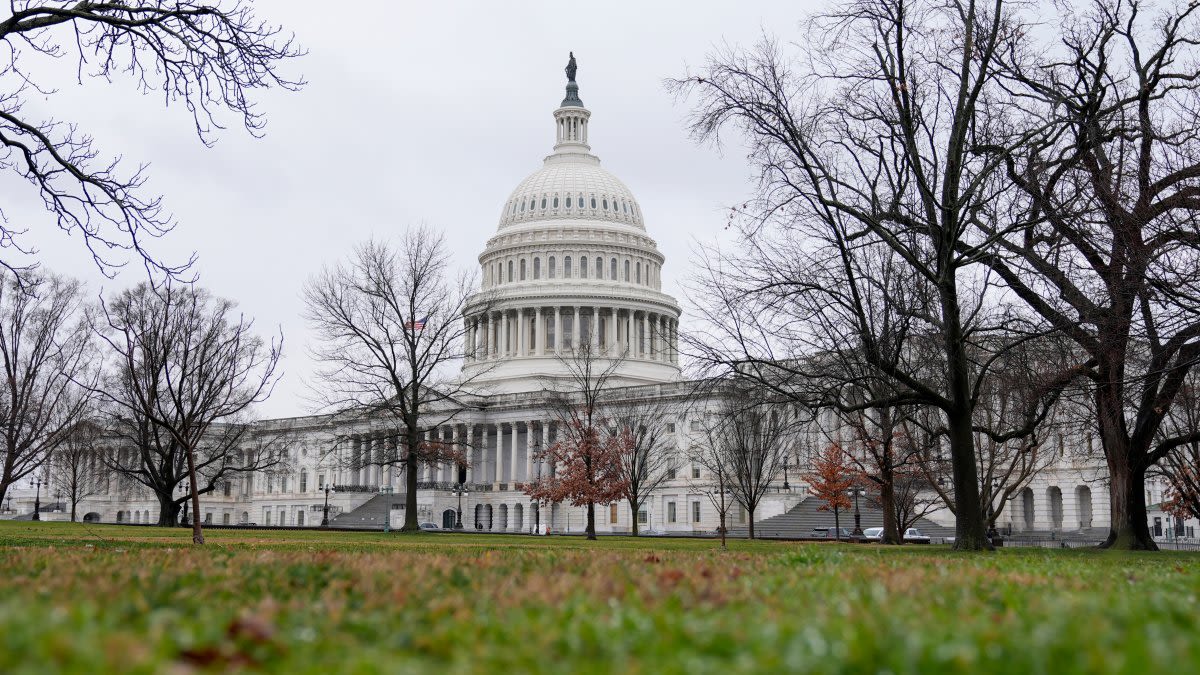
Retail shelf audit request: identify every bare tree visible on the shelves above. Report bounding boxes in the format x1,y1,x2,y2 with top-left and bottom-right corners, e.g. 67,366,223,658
525,342,627,540
1154,371,1200,522
671,1,1043,550
690,416,738,550
610,396,680,536
975,0,1200,549
0,1,303,278
0,270,96,508
94,281,281,543
697,379,790,539
304,228,489,533
46,420,103,521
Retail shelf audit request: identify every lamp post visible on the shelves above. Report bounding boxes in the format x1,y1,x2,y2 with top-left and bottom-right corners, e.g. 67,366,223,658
380,485,394,533
321,484,332,527
452,482,468,529
782,452,790,490
851,486,863,536
32,477,41,521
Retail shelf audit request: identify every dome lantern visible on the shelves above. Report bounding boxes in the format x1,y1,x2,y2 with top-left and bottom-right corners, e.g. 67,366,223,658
554,52,590,154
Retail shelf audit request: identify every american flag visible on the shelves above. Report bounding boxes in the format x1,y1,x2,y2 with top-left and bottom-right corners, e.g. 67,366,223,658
405,316,428,331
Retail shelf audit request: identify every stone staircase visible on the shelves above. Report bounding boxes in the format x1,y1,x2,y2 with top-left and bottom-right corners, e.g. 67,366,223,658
727,496,955,540
329,493,404,530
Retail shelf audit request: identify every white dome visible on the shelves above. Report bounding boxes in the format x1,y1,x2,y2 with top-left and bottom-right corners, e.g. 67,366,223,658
498,154,645,230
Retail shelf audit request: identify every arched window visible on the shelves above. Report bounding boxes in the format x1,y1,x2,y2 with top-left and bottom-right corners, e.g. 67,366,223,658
624,260,630,281
596,257,603,279
541,197,547,209
511,202,517,215
566,196,572,208
591,197,597,209
602,198,609,210
549,256,556,279
636,262,642,284
520,200,525,212
610,258,617,280
529,198,536,211
507,260,514,282
553,196,559,208
565,256,573,278
534,257,541,279
578,193,584,208
520,258,526,281
581,256,588,279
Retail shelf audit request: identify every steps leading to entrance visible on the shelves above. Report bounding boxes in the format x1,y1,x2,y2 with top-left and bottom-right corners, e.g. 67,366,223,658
329,493,405,530
727,496,955,539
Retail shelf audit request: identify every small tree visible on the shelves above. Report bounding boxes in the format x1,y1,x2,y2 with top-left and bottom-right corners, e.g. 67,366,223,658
304,228,490,532
94,282,281,544
611,398,678,536
690,434,738,550
525,416,626,540
47,421,103,522
806,444,854,541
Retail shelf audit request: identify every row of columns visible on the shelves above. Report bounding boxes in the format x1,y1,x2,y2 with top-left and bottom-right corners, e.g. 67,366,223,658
335,421,558,490
464,307,678,364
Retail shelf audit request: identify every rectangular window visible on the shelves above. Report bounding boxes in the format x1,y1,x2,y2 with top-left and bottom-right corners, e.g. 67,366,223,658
1154,517,1163,537
300,472,307,492
204,512,213,524
266,476,273,494
318,474,325,489
666,422,676,433
222,513,231,525
692,501,701,523
689,420,702,432
223,482,231,497
549,257,557,279
610,503,618,524
666,468,676,480
667,502,677,523
263,508,271,525
637,509,648,524
692,466,700,479
546,315,556,350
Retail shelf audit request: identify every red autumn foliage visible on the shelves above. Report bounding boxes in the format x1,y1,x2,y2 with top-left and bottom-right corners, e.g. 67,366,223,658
806,444,854,514
523,413,628,536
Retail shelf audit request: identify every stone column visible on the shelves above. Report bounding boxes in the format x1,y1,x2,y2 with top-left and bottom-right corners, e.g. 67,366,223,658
609,307,618,356
512,423,522,484
540,421,550,479
552,307,560,355
536,307,544,356
659,315,667,361
464,425,475,484
490,424,500,485
573,306,581,351
592,307,600,350
642,312,650,359
482,313,490,358
501,310,509,357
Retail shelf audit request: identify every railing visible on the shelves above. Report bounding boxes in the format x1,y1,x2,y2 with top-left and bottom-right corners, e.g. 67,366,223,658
332,484,377,493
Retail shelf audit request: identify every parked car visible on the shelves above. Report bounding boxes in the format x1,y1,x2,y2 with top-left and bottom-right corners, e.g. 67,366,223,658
811,527,854,539
904,527,931,544
862,527,883,541
418,522,440,531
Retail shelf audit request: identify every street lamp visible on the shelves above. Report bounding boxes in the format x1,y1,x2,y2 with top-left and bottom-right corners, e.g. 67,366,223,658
451,481,468,529
321,484,332,527
380,485,394,533
32,476,42,521
851,486,863,536
782,452,790,490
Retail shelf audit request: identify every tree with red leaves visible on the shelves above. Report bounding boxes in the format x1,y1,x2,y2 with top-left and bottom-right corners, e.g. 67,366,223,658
523,342,628,540
805,444,854,541
525,415,627,540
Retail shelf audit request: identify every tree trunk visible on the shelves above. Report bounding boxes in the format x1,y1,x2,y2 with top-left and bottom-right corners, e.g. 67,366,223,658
402,429,420,532
157,492,180,527
720,511,727,550
880,477,901,545
629,499,639,536
1101,446,1157,550
183,442,204,545
586,501,596,540
748,506,756,540
70,500,77,522
834,506,841,541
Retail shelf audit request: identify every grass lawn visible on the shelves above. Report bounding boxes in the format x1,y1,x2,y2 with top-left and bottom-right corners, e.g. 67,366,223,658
0,522,1197,673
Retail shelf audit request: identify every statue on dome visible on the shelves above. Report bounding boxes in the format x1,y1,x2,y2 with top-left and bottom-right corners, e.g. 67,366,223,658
565,52,577,82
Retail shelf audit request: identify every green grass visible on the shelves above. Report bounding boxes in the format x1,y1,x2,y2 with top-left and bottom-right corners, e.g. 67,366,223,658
0,521,1197,673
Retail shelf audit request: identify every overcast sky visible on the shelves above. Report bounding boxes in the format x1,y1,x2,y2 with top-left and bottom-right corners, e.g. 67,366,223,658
3,1,817,418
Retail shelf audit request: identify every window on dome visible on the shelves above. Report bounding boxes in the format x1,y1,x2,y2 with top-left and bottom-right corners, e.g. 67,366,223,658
610,258,617,280
566,196,572,208
520,201,525,212
596,257,603,278
512,202,517,215
581,257,588,279
636,262,642,284
565,256,572,278
508,260,514,282
520,258,526,281
624,260,630,281
591,197,597,209
534,257,541,279
553,196,559,208
541,197,547,209
622,202,628,213
530,198,536,211
579,193,584,207
549,257,556,279
602,198,608,210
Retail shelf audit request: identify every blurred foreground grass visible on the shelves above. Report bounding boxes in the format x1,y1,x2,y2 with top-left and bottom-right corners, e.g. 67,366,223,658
0,521,1196,673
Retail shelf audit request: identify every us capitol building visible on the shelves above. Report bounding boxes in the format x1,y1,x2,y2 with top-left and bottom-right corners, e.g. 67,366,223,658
3,58,1140,541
